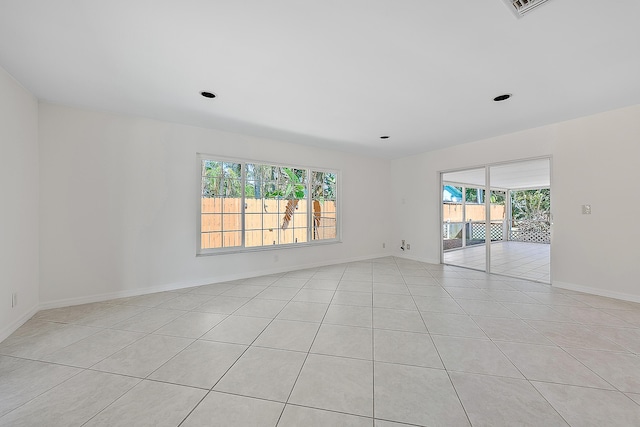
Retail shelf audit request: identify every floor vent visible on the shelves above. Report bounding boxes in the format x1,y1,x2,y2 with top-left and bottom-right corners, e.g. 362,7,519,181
502,0,551,18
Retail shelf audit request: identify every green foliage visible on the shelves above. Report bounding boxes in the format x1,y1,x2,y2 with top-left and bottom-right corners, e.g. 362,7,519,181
202,161,242,197
264,167,306,199
202,161,336,203
512,189,550,221
311,171,336,201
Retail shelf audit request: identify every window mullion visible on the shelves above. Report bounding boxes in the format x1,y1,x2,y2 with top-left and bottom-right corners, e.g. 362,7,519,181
307,168,312,244
241,163,246,248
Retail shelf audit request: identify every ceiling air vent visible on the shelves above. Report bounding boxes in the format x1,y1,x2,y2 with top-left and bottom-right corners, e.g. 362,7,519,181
502,0,551,18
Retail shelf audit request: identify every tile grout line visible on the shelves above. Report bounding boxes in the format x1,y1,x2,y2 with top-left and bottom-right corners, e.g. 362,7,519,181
274,265,348,426
396,257,474,427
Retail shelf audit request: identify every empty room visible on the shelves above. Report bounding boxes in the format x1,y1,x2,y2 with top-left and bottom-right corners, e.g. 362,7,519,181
2,1,640,426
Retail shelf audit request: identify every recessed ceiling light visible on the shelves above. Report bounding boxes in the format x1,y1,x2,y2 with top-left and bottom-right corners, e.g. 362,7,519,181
201,91,216,99
493,93,512,102
380,135,390,139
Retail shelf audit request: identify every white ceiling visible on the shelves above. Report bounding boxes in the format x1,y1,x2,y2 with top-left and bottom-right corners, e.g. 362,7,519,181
1,1,639,158
443,158,550,190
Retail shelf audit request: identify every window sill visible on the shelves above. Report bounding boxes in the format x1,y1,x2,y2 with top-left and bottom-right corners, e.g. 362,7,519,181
196,239,342,257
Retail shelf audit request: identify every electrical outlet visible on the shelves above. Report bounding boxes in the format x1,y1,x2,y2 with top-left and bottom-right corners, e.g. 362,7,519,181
407,244,411,250
11,292,17,308
582,204,592,215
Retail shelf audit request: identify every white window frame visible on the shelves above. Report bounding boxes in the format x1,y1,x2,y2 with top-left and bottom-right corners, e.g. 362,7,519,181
196,153,341,256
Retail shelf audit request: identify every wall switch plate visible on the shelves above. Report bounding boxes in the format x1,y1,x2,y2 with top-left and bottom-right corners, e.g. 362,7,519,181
582,204,592,215
11,293,17,308
406,244,411,250
382,242,385,248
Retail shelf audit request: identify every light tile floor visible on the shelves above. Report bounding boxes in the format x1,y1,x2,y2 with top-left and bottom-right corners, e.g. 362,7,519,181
2,257,640,426
444,241,551,282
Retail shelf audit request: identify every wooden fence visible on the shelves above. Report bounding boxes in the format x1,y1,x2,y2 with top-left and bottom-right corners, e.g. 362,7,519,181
442,203,505,222
201,198,336,249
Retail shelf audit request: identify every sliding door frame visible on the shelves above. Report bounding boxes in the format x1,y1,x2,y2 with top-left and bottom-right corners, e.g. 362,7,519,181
439,155,553,283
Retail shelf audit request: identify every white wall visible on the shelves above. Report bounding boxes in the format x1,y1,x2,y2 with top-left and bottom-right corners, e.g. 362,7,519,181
0,66,39,340
391,104,640,301
38,104,391,307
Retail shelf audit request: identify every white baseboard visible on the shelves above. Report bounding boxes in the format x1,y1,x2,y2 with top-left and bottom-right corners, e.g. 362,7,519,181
395,252,440,265
554,281,640,304
39,252,390,311
0,304,40,343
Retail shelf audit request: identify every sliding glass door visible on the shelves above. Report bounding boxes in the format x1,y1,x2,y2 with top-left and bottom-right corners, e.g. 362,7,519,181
441,158,551,282
442,168,487,271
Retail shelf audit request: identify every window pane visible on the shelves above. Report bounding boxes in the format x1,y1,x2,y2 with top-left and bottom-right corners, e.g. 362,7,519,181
245,213,262,230
222,231,242,247
294,227,308,243
223,214,241,231
201,213,220,233
279,228,294,245
201,232,221,249
199,158,338,252
263,230,277,246
310,169,338,241
263,213,279,229
201,197,221,214
200,159,242,249
224,196,242,213
245,230,263,247
245,197,262,214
